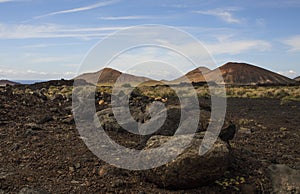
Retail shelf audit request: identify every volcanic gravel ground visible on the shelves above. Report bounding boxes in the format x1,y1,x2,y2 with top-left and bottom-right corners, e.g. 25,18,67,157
0,87,299,193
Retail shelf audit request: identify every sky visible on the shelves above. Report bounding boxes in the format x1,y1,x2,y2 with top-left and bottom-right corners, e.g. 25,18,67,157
0,0,300,80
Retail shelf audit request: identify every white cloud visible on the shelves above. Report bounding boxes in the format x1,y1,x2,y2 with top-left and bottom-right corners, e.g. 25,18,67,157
20,42,82,49
277,70,298,78
282,35,300,52
0,67,77,80
19,52,82,65
34,0,118,19
161,3,188,8
98,15,156,20
0,23,126,39
28,56,74,64
0,0,21,3
256,0,300,8
206,39,271,55
193,8,241,24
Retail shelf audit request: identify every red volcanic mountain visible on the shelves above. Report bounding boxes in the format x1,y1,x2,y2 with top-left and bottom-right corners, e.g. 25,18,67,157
75,68,151,85
0,80,20,86
179,62,296,85
208,62,295,85
171,67,211,83
75,63,296,86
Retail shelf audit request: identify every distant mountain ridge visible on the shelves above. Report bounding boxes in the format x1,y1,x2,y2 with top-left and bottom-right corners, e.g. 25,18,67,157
294,76,300,82
0,80,20,86
75,62,296,86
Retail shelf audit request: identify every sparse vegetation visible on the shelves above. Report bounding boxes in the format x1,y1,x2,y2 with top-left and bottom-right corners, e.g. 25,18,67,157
215,175,246,191
225,86,300,100
123,85,300,103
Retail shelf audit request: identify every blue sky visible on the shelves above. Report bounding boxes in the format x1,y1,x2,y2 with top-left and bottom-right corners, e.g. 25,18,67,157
0,0,300,80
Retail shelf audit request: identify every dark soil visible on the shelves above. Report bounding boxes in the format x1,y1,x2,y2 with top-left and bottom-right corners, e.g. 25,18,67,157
0,83,299,193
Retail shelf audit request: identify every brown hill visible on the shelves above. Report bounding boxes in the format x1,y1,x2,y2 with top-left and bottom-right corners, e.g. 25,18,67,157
207,62,296,85
181,62,295,85
0,80,20,86
75,68,152,85
171,67,211,83
294,76,300,82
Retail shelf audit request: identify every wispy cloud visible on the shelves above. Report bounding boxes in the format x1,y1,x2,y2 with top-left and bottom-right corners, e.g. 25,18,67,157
34,0,118,19
27,56,74,64
0,0,21,3
282,35,300,52
206,39,271,55
0,23,125,39
0,67,77,79
98,15,156,20
193,8,241,24
20,42,83,49
164,4,188,8
256,0,300,8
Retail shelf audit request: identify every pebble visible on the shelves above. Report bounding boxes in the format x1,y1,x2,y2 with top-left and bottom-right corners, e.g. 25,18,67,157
11,143,20,151
25,129,36,136
69,166,75,173
111,179,124,188
37,115,53,124
71,180,79,184
24,123,42,131
98,166,108,177
85,181,91,187
98,99,105,105
50,108,58,112
74,162,81,169
18,187,48,194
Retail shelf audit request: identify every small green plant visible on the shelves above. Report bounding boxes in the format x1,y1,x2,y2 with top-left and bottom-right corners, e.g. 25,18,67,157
215,176,246,190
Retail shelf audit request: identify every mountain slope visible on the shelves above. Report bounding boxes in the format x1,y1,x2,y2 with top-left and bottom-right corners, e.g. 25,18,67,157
0,80,20,86
75,68,152,85
183,62,295,85
171,67,211,83
294,76,300,82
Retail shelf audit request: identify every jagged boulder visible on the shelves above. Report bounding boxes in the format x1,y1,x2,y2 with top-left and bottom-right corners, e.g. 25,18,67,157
143,132,230,189
94,106,145,133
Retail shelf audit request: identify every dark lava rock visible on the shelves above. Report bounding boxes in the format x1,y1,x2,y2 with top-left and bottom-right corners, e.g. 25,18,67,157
33,90,47,101
268,164,300,193
24,123,42,130
61,115,74,125
18,187,48,194
94,106,145,133
51,94,64,101
94,108,122,132
143,132,230,189
37,115,53,124
0,120,9,126
139,106,211,148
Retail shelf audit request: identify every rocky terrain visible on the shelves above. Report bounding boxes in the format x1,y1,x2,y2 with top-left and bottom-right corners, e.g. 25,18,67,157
0,81,300,193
